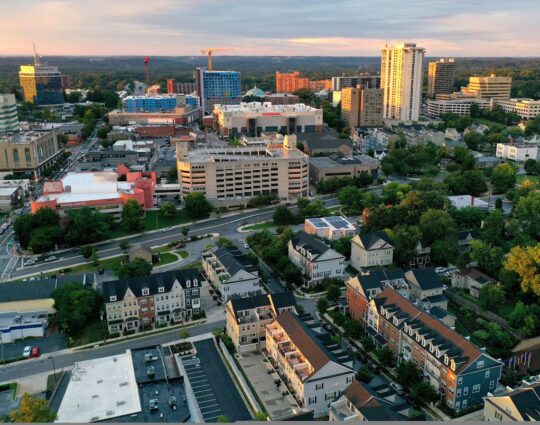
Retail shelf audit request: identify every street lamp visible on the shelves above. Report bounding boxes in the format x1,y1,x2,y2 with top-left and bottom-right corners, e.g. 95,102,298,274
42,356,57,388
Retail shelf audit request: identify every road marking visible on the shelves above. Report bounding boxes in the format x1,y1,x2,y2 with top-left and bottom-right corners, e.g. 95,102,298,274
201,408,221,415
193,389,213,395
192,383,210,389
197,396,216,401
190,378,208,384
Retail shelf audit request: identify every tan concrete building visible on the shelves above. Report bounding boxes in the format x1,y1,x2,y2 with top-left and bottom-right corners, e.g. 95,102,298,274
427,97,490,117
309,151,380,185
380,43,425,122
0,130,62,176
341,87,383,127
427,58,455,98
177,135,309,206
494,98,540,119
462,74,512,100
225,292,297,352
213,102,323,139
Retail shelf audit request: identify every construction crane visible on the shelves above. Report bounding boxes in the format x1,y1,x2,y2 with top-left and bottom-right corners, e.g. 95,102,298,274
200,48,231,71
143,57,151,87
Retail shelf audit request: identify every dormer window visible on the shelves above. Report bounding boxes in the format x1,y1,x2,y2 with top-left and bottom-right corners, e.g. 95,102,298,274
193,279,198,286
421,337,426,346
393,317,398,326
444,354,449,365
416,334,421,342
429,343,434,352
436,349,441,357
110,296,117,302
142,288,149,296
186,280,191,288
477,360,484,369
158,287,165,293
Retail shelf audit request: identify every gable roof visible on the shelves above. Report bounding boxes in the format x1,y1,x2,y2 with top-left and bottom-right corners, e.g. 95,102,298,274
102,269,199,301
459,267,496,285
405,268,443,291
290,231,334,260
128,242,152,255
276,310,347,372
354,231,394,250
341,381,408,421
348,268,405,297
228,292,297,323
486,383,540,421
270,292,297,311
458,229,480,242
213,245,257,277
374,287,501,374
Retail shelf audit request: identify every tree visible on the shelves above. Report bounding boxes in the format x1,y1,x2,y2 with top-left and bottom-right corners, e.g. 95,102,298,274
180,329,190,339
117,258,153,279
361,336,375,352
51,283,101,337
481,210,505,246
326,284,341,303
419,209,457,245
464,131,483,150
395,361,422,386
159,202,177,219
254,412,268,421
119,241,131,252
356,366,373,383
10,393,56,423
64,207,110,246
375,347,395,367
470,240,504,276
386,225,421,267
491,163,517,194
28,226,62,253
90,249,100,266
338,186,364,213
478,283,505,311
451,206,486,230
273,205,295,225
524,158,538,174
382,182,412,205
121,199,145,232
181,226,189,238
184,192,213,219
343,319,363,340
317,297,329,314
80,245,94,259
505,244,540,296
514,191,540,238
217,415,230,423
411,382,439,404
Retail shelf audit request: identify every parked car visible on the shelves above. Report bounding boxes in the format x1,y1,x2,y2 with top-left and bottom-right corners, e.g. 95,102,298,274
23,346,32,357
243,243,249,249
434,267,447,274
390,382,405,395
175,243,186,249
31,347,41,358
24,258,37,266
44,256,57,262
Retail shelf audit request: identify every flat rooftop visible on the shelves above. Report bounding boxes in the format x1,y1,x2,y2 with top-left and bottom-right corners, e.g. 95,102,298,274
0,311,48,328
306,216,355,231
215,101,320,114
310,154,379,168
0,131,48,144
56,352,141,423
186,145,307,163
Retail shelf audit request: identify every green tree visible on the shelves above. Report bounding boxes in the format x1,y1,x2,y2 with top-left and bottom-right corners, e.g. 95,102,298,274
478,283,505,311
481,210,505,246
470,240,504,276
395,361,422,386
491,163,517,194
343,319,363,340
419,209,457,245
355,366,373,383
64,207,110,246
317,297,329,314
386,225,421,267
273,205,295,225
28,226,62,253
514,191,540,238
217,415,230,423
121,199,145,232
181,226,189,238
524,158,538,174
338,185,364,213
184,192,213,219
79,245,94,259
119,241,131,252
411,382,439,403
159,202,177,219
382,182,412,204
51,283,101,337
254,412,268,421
10,393,56,423
117,258,153,279
326,284,342,303
375,347,395,367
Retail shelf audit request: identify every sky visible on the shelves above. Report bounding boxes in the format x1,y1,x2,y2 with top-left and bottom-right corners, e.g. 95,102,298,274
1,0,539,57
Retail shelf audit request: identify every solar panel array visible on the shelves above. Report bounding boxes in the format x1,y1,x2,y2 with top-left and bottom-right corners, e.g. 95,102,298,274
308,216,352,230
308,218,327,228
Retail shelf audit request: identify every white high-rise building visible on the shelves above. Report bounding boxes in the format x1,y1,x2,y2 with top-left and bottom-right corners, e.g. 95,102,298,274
380,42,425,122
0,94,19,133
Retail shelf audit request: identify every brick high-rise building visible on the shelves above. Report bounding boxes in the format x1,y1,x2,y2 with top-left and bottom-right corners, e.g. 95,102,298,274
275,71,310,93
427,58,455,98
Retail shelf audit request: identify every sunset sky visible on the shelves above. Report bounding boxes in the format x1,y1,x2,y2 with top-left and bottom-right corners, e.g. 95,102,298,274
2,0,539,57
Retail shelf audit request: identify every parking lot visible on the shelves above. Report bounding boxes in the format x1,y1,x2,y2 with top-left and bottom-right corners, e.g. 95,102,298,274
182,339,251,422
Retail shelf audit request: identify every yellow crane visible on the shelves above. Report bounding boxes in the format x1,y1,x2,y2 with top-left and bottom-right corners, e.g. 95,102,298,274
200,48,231,71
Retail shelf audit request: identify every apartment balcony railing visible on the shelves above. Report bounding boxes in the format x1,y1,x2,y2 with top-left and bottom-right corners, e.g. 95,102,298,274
330,404,357,422
295,367,310,381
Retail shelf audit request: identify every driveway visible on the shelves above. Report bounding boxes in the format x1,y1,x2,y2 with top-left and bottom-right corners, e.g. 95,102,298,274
236,351,298,420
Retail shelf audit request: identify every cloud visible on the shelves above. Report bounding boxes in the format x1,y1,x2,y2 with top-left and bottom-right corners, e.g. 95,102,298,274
0,0,539,56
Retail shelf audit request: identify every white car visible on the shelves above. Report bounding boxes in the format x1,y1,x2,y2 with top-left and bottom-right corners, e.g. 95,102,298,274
44,256,57,262
434,267,447,274
23,346,32,357
24,258,37,266
243,243,249,249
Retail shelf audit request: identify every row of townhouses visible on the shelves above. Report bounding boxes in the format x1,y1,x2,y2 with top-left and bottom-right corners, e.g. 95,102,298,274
103,269,202,334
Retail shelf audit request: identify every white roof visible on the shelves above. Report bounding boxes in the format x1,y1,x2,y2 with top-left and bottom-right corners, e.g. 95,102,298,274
0,186,20,196
56,352,141,423
448,195,489,209
305,216,356,231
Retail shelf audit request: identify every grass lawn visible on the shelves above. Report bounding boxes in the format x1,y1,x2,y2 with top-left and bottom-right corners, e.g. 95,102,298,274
70,318,103,347
180,259,203,271
516,174,539,185
177,250,189,259
242,221,277,231
158,252,178,265
108,210,192,239
473,118,507,131
46,372,64,393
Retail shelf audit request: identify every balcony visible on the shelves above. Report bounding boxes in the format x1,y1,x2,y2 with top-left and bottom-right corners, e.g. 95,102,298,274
295,366,310,381
279,343,296,355
330,402,358,422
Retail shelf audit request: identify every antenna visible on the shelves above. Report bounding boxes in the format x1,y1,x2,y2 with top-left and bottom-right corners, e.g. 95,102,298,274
33,42,42,67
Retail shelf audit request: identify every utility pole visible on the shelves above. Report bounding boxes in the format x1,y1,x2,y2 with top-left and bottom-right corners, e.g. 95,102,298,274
48,356,57,387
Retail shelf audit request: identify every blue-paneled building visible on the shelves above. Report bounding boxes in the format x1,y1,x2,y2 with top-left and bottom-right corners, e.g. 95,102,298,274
195,68,242,113
122,94,200,113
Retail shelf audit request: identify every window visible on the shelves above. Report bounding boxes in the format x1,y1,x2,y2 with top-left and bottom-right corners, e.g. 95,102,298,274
346,376,353,383
477,360,484,369
110,296,117,302
489,380,495,390
457,377,463,385
158,287,165,293
142,288,149,296
494,411,503,420
325,392,335,401
186,280,191,288
456,389,461,397
308,396,317,405
472,384,480,394
315,383,324,390
485,370,490,379
463,387,469,396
